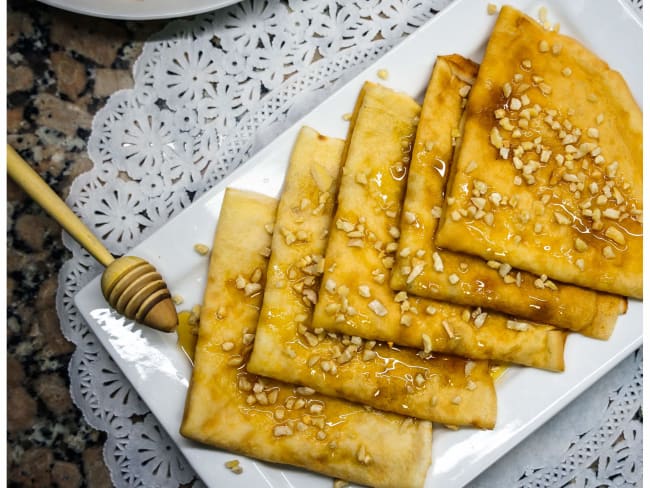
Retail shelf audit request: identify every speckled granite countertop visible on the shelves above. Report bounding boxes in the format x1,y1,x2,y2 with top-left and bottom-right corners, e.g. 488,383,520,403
7,2,166,485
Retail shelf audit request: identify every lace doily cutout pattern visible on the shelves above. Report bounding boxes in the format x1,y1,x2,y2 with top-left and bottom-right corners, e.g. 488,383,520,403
56,1,642,487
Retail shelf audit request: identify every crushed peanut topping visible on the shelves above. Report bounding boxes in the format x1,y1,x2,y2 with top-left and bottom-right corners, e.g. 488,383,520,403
473,312,488,328
506,320,529,331
225,459,243,475
368,299,388,317
422,333,433,354
432,251,444,272
194,243,210,255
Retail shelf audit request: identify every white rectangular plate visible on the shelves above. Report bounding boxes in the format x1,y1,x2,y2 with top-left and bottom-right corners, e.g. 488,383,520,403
75,0,642,486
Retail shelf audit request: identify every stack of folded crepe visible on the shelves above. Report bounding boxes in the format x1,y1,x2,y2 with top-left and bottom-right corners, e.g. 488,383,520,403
180,6,641,488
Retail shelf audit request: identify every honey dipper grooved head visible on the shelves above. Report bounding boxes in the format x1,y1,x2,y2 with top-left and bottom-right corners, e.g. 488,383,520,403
101,256,178,332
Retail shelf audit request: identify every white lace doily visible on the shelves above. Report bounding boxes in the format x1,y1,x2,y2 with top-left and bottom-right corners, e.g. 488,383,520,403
56,1,643,486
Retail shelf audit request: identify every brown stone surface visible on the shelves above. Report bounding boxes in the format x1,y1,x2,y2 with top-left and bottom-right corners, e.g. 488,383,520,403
10,448,54,487
37,275,59,310
7,106,27,132
94,68,133,97
83,447,113,488
38,306,75,357
7,356,25,387
49,15,128,67
7,133,39,153
35,374,74,416
52,461,83,488
7,1,176,486
7,64,35,93
51,51,88,100
7,9,34,47
34,93,93,136
60,155,94,199
15,213,60,251
7,386,38,432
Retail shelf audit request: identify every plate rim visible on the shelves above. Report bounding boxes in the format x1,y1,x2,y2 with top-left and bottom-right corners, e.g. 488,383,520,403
35,0,241,21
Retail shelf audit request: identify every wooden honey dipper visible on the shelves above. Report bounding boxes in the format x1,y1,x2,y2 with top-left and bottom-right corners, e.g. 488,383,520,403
7,145,178,332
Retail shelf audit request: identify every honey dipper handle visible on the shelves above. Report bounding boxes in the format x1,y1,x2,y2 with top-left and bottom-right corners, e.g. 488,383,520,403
7,145,115,267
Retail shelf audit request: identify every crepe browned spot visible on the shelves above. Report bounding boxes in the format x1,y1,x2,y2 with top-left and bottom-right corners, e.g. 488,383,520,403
180,188,433,488
390,54,626,339
436,6,642,299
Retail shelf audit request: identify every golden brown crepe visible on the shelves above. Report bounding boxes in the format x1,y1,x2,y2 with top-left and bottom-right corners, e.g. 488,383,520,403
435,6,642,299
247,126,497,429
311,74,566,372
311,81,418,341
390,54,627,339
181,188,433,488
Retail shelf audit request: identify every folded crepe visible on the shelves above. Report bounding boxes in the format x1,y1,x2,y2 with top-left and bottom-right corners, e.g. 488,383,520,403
435,6,642,299
311,76,566,372
247,126,497,429
181,188,433,488
390,54,626,339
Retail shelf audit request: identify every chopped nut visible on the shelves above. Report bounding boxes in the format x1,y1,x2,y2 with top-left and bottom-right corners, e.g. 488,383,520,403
498,263,512,278
225,459,243,475
574,237,588,252
422,333,433,354
357,445,372,465
603,208,621,220
554,212,571,225
250,268,263,283
296,386,315,396
605,226,626,245
474,312,488,328
407,263,424,284
538,40,549,52
362,349,377,361
244,282,262,296
506,320,529,331
273,425,293,437
432,252,444,272
235,275,247,289
425,305,437,315
487,3,498,15
368,300,388,317
194,243,210,255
